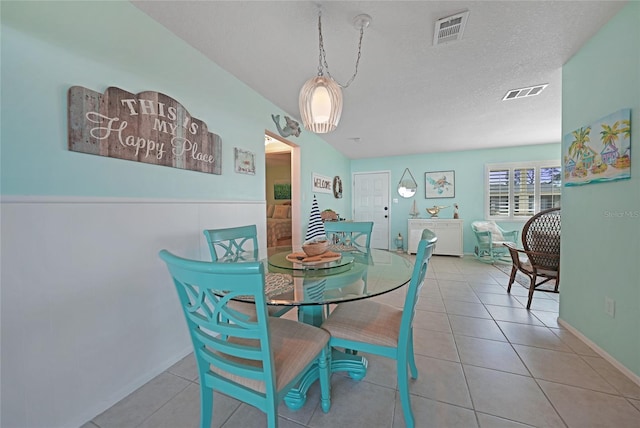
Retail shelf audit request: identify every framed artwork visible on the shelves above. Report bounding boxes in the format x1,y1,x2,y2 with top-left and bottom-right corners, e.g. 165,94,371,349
273,180,291,200
562,108,631,186
234,148,255,175
425,170,455,198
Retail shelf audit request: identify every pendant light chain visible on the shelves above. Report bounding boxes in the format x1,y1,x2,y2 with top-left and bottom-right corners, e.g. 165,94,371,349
317,12,366,89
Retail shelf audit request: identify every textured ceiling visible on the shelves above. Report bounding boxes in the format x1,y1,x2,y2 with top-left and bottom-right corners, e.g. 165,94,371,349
133,1,626,159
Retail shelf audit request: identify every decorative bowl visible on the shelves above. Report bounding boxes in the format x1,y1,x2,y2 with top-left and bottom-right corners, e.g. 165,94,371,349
302,240,329,257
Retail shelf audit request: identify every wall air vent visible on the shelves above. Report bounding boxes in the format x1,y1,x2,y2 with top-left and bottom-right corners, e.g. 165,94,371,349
433,11,469,45
502,84,549,101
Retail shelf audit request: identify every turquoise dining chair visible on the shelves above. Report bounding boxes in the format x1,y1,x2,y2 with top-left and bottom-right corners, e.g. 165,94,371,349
204,225,291,317
321,229,437,428
204,224,259,262
159,250,331,428
324,221,374,250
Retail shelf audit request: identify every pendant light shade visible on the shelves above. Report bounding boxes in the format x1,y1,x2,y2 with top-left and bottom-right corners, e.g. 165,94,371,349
299,76,343,134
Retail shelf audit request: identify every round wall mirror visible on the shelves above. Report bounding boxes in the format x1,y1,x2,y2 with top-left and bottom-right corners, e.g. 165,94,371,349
397,168,418,198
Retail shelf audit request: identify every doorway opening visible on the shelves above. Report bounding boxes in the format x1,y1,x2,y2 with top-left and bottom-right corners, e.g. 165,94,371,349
265,131,301,246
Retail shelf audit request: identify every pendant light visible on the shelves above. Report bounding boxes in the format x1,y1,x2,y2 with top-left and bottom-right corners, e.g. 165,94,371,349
299,11,371,134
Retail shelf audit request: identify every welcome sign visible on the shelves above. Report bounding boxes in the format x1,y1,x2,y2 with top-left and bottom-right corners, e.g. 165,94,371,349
68,86,222,174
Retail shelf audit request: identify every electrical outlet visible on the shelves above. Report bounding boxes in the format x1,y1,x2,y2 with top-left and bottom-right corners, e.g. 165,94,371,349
604,297,615,318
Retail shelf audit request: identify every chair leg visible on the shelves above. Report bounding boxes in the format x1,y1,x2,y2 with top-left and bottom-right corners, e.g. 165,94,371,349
526,275,536,309
199,384,213,428
318,346,331,413
266,404,277,428
507,266,517,293
397,356,415,428
408,330,418,379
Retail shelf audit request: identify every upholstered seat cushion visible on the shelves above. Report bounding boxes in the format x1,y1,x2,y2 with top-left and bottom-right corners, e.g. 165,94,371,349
472,221,505,241
211,318,329,393
321,300,402,347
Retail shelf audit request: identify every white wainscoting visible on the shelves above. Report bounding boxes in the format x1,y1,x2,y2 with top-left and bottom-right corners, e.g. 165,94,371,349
0,196,267,428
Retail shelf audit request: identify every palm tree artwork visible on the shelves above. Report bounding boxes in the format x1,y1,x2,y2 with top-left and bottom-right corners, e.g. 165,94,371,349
568,126,591,160
562,108,631,186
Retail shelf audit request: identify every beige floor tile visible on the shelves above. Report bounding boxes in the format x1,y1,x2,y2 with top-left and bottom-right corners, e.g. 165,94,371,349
409,354,473,408
465,274,502,285
538,380,640,428
138,384,240,428
515,295,559,312
308,375,396,428
414,309,452,333
456,336,529,375
435,272,468,281
513,345,618,393
167,353,199,381
530,310,562,328
581,355,640,399
438,279,473,288
549,328,599,356
393,394,478,428
222,402,304,428
476,292,525,307
464,366,564,427
484,305,545,326
476,413,536,427
449,315,508,342
413,327,460,362
92,372,191,428
358,352,398,390
416,297,447,313
443,300,492,319
441,289,483,303
505,285,532,297
497,322,572,352
469,282,509,294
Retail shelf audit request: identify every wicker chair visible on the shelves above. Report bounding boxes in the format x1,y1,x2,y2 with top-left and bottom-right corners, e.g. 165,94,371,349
504,208,561,309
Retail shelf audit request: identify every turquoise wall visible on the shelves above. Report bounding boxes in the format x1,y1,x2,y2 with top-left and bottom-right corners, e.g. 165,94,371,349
351,143,560,253
0,1,351,231
561,2,640,377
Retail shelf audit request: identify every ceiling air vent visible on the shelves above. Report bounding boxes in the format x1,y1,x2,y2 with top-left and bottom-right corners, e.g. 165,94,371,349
502,84,549,101
433,11,469,45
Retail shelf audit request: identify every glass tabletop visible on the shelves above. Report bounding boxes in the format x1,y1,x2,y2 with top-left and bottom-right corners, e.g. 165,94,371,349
255,247,414,307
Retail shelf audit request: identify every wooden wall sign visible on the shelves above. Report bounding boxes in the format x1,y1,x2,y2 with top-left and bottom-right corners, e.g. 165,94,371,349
68,86,222,174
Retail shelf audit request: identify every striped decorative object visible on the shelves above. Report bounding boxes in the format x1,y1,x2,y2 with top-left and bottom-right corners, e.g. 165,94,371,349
305,195,327,243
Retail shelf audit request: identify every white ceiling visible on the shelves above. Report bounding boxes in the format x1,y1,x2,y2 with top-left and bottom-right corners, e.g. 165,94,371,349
132,1,626,160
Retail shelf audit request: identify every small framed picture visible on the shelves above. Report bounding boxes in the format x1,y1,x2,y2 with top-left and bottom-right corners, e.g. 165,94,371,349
234,148,255,175
425,170,455,198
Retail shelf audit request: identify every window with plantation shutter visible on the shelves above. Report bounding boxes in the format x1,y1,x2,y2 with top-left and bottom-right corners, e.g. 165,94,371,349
485,161,561,220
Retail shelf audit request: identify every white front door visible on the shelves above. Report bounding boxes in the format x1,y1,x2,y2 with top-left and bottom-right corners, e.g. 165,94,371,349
353,171,390,250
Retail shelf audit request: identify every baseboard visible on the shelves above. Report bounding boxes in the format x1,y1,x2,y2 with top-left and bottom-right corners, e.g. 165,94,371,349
558,318,640,387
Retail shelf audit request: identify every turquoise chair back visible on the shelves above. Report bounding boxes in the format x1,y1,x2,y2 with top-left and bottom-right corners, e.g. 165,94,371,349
400,229,437,342
203,225,258,262
324,221,373,249
159,250,331,427
321,228,437,428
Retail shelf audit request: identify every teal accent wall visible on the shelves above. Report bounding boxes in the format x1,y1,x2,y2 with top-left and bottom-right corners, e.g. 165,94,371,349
351,143,560,253
561,2,640,377
0,1,351,222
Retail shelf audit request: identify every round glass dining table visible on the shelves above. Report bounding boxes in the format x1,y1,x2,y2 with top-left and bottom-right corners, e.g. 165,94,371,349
261,246,414,325
250,246,415,409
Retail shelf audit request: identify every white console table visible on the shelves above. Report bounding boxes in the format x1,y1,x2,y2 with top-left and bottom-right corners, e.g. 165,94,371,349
408,218,464,256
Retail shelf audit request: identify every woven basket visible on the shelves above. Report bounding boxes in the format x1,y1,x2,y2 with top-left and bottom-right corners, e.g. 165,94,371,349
302,240,329,257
